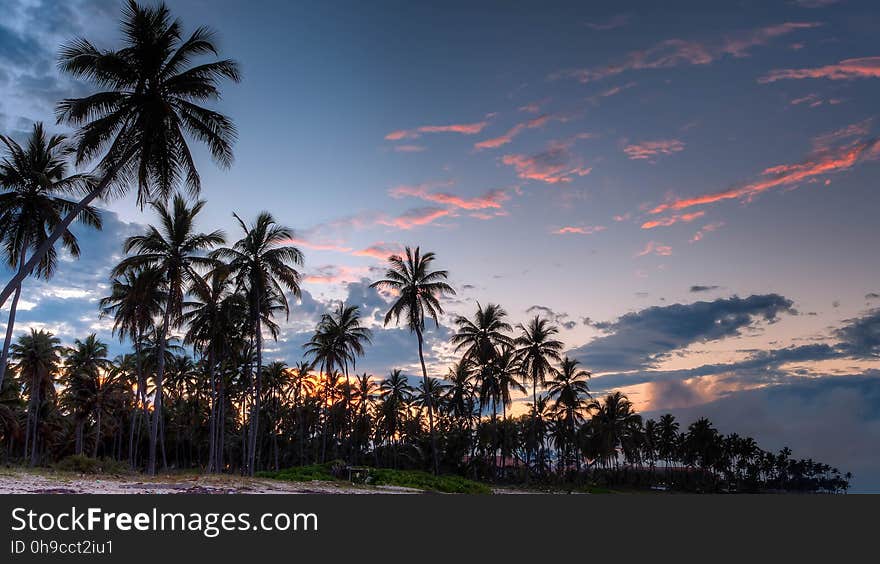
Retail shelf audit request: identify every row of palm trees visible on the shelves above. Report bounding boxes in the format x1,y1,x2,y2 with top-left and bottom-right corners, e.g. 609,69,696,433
0,321,850,493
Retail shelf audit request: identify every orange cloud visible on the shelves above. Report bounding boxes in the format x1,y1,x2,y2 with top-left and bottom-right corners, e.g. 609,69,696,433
641,211,705,229
501,137,592,184
760,56,880,82
650,138,880,215
385,120,489,141
636,241,673,257
388,182,510,210
553,225,607,235
554,23,819,83
624,139,685,161
351,243,402,260
474,114,556,151
377,207,451,230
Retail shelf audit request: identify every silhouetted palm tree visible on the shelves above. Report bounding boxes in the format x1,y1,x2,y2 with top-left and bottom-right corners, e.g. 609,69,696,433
371,247,455,474
0,123,101,390
547,357,591,469
214,211,301,474
113,195,223,474
62,334,113,456
0,0,240,308
11,329,62,465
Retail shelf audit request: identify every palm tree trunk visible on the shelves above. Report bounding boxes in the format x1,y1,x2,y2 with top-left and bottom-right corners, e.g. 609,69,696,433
76,419,84,456
248,309,262,476
416,327,439,475
93,408,102,458
0,148,137,309
207,347,217,472
148,310,171,475
0,239,28,391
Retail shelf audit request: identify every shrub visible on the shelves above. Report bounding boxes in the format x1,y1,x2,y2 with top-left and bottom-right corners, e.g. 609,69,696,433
53,455,129,475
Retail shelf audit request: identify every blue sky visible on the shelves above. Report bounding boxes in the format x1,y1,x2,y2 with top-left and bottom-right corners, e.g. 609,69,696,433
1,0,879,489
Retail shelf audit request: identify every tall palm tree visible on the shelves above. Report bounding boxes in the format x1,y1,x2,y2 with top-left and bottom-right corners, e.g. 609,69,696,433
213,211,302,475
11,329,62,465
371,247,455,474
451,303,513,366
0,123,101,390
0,0,240,308
99,265,164,468
62,334,113,456
513,316,563,470
546,356,591,469
378,369,413,467
113,195,224,474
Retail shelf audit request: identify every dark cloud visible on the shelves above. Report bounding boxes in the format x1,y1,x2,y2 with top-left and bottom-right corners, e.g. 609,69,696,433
835,308,880,358
0,23,46,66
689,285,720,293
569,294,796,372
525,304,577,330
866,293,880,301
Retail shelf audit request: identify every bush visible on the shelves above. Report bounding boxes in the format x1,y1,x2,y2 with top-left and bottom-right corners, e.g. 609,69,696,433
53,455,129,475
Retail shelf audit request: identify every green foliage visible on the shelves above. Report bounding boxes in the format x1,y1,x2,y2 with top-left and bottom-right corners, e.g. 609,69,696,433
54,455,130,475
260,462,491,494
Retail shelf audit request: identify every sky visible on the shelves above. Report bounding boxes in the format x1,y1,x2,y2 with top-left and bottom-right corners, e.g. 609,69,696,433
1,0,879,489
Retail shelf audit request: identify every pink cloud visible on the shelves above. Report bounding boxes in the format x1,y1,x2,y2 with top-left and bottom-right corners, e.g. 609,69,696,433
636,241,673,257
283,238,353,253
555,22,819,83
552,225,606,235
376,207,451,230
790,93,824,107
624,139,685,161
518,98,549,114
811,119,873,151
501,136,593,184
690,222,725,243
304,265,368,285
640,210,705,229
584,13,631,31
760,56,880,82
388,182,510,210
650,137,880,215
351,243,402,260
474,114,557,151
385,120,490,141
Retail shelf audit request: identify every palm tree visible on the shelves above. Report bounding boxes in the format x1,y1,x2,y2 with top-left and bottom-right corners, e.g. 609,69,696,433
451,303,513,366
546,356,591,470
657,413,680,475
370,247,455,474
214,211,302,475
182,264,243,472
0,123,101,390
113,195,224,474
378,369,413,467
11,329,62,465
62,334,113,456
0,0,240,308
513,316,563,470
590,392,640,470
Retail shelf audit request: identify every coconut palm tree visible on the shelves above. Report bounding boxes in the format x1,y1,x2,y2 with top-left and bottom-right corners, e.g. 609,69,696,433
546,356,591,470
0,123,101,390
0,0,240,308
451,303,513,366
11,329,62,465
99,265,164,468
590,392,640,470
62,334,113,455
370,247,455,474
513,316,563,418
113,195,224,474
378,369,413,467
214,211,302,475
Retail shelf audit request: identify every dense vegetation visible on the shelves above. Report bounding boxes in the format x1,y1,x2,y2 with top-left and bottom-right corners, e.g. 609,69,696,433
0,2,850,494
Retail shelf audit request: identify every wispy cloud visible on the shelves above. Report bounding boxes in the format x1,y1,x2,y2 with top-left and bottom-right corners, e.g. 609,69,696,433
636,241,673,257
389,182,511,210
385,120,490,141
649,136,880,215
393,144,427,153
690,222,725,243
584,13,631,31
376,207,451,230
554,22,820,83
501,135,593,184
624,139,685,161
760,56,880,82
474,114,559,150
552,225,606,235
641,210,705,229
351,243,402,260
